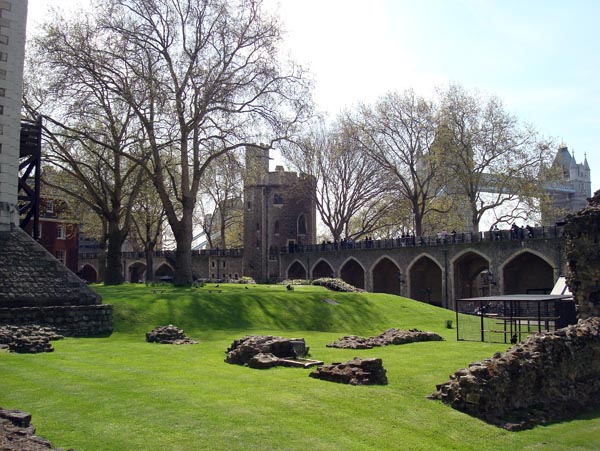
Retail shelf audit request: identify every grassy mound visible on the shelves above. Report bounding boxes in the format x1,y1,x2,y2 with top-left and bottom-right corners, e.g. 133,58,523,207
1,284,598,451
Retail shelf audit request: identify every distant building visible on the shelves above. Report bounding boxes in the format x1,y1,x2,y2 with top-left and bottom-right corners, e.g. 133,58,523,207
243,145,317,281
547,145,591,221
23,197,79,273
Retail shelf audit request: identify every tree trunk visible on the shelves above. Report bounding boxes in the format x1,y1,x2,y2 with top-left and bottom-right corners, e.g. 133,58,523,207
104,220,125,285
172,214,194,286
144,220,155,282
97,232,108,283
145,246,154,282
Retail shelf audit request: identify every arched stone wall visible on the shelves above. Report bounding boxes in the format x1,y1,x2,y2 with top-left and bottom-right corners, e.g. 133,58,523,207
155,263,174,279
127,261,147,283
452,250,491,299
340,257,365,290
79,264,98,284
501,250,554,295
287,260,307,279
407,254,443,306
312,259,334,278
371,256,401,295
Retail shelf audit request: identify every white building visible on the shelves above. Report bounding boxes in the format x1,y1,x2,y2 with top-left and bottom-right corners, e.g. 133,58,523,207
0,0,27,230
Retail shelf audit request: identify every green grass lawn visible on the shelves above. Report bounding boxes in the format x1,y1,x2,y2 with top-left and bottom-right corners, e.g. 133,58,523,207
2,283,599,450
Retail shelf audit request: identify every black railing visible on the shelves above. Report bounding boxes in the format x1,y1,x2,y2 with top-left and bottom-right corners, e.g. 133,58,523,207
78,225,564,260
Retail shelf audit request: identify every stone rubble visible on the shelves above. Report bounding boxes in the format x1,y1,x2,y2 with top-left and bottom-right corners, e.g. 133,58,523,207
0,325,64,353
309,357,388,385
225,335,310,369
327,328,443,349
0,407,73,451
145,325,198,344
429,317,600,430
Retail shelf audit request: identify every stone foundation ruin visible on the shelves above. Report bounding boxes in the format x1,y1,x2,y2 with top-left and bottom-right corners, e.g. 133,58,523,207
327,328,443,349
225,335,323,369
146,325,198,345
0,407,71,451
429,317,600,430
0,325,64,353
0,228,112,336
309,357,388,385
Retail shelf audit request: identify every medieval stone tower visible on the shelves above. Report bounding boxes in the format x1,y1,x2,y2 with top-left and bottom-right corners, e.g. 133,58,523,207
243,145,317,281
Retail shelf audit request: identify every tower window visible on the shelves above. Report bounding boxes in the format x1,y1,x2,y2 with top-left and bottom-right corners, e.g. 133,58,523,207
298,214,307,235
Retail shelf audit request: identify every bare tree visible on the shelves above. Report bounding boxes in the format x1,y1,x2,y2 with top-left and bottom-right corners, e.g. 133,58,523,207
437,84,556,233
354,90,446,236
130,177,167,282
83,0,311,285
196,152,244,249
283,116,392,242
24,27,147,285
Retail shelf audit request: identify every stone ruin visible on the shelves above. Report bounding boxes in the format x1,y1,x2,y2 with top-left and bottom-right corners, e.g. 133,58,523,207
146,325,198,345
0,228,112,336
309,357,388,385
429,317,600,430
225,335,323,369
565,189,600,319
327,328,443,349
0,325,64,353
0,407,72,451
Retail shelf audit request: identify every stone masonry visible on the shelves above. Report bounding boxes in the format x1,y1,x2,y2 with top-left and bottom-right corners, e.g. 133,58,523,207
429,317,600,430
0,228,112,336
565,190,600,318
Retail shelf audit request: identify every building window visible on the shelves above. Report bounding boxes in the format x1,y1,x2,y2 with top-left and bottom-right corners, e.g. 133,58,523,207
0,35,8,45
298,214,307,235
0,88,5,97
57,224,66,239
273,194,283,205
274,220,280,235
222,261,226,268
0,52,6,62
46,201,54,214
211,261,215,268
247,201,252,210
55,250,65,264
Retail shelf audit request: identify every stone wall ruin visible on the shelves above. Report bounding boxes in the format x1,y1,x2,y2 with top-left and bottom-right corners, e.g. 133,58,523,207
429,317,600,430
565,190,600,319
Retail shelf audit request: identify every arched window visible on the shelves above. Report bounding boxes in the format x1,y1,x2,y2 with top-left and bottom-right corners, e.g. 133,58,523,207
274,220,280,235
298,214,307,235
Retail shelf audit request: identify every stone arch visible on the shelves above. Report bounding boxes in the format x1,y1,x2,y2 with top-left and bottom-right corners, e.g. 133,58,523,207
155,263,175,280
312,259,334,279
452,249,491,299
128,261,147,283
407,254,443,306
287,260,307,280
340,257,365,290
79,264,98,283
501,250,555,294
371,256,401,295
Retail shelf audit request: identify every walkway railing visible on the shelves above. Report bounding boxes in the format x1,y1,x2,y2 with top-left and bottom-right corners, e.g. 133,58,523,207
279,225,565,254
79,225,564,260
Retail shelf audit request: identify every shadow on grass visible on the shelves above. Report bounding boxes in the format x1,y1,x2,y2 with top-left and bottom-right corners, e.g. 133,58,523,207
106,286,386,335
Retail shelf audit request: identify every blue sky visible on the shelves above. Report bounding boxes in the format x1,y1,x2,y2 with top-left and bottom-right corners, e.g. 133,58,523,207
27,0,600,193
